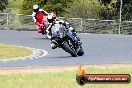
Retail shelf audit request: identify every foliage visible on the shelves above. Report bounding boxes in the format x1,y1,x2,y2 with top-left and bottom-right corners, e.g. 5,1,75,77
0,0,8,12
99,0,132,21
99,2,118,20
10,0,132,21
20,0,34,14
68,0,101,18
42,0,72,16
120,0,132,21
99,0,112,5
7,0,23,14
20,0,72,16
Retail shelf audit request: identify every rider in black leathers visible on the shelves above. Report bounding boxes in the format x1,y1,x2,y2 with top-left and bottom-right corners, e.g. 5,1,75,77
50,19,82,49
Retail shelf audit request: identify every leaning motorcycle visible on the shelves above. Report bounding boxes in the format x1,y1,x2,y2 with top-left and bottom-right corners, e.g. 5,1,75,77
51,22,84,57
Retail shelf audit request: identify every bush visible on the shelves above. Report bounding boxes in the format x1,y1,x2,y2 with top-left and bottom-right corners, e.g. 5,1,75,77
0,0,8,12
68,0,101,18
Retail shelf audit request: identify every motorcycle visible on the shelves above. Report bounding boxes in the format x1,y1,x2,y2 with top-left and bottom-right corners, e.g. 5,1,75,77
51,21,84,57
37,17,52,39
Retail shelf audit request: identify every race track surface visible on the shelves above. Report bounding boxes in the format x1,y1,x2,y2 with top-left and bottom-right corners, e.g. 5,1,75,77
0,30,132,67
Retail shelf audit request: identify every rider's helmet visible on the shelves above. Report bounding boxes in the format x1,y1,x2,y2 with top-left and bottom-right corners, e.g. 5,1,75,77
47,12,56,23
33,5,39,12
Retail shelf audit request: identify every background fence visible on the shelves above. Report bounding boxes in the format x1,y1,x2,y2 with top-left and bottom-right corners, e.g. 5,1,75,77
0,13,132,34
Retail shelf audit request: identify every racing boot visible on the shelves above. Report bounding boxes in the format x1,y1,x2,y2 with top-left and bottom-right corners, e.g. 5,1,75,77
46,25,52,39
46,29,52,39
46,33,51,39
51,40,58,49
38,28,42,33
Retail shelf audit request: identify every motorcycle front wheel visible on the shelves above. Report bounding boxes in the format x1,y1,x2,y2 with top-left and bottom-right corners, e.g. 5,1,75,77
62,42,77,57
77,46,84,56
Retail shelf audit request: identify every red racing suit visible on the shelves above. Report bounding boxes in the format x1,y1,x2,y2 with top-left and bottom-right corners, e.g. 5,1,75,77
32,9,48,31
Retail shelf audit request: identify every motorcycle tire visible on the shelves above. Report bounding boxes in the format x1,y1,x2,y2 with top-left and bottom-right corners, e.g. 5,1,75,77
62,42,77,57
77,46,84,56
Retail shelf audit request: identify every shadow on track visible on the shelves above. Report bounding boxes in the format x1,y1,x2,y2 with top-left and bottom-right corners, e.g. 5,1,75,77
49,56,72,59
32,37,49,40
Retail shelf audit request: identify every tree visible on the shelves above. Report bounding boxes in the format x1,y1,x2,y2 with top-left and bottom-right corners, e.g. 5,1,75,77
20,0,72,16
0,0,8,12
20,0,35,14
100,0,132,20
43,0,72,16
121,0,132,20
99,0,112,5
68,0,101,18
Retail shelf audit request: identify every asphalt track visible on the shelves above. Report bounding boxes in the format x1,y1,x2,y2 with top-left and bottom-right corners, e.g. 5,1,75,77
0,30,132,67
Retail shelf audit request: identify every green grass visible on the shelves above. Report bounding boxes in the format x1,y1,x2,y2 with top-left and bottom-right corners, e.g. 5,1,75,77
7,0,24,14
0,65,131,88
0,44,32,59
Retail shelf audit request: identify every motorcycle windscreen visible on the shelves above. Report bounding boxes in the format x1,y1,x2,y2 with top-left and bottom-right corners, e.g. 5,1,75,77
51,23,65,38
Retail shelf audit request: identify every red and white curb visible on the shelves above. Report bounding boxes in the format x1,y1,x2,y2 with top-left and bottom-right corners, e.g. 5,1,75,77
0,46,48,62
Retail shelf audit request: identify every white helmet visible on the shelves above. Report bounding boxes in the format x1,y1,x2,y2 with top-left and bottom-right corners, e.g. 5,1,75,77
33,5,39,12
47,12,56,23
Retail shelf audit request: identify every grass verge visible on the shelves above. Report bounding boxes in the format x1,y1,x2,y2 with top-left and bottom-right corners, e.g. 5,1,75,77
0,44,32,60
0,65,131,88
7,0,24,14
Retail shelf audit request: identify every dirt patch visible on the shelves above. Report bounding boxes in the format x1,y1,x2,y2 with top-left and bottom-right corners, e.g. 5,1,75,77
0,66,77,75
0,64,131,75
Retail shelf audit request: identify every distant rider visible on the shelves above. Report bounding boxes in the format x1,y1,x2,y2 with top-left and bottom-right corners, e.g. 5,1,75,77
32,5,51,37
